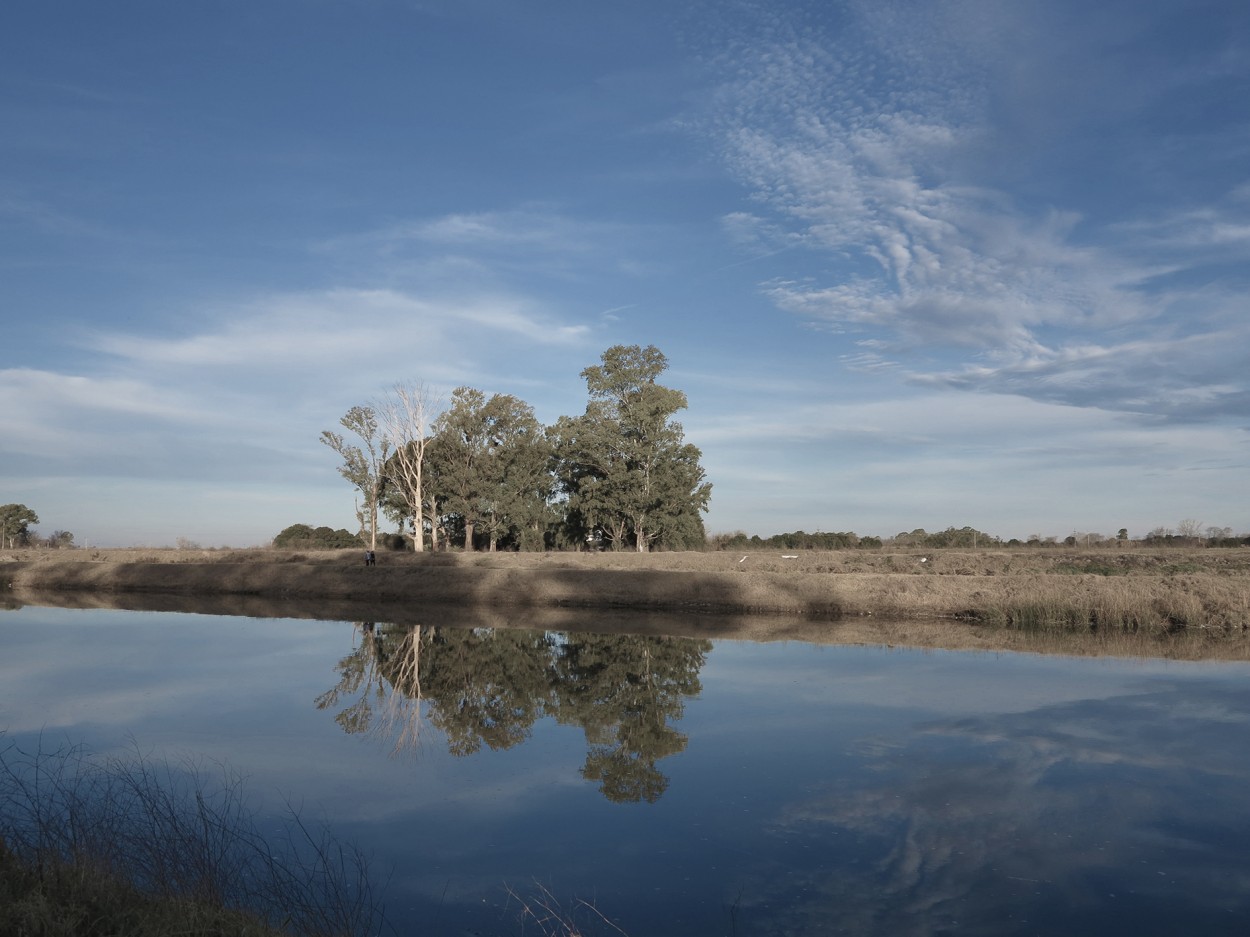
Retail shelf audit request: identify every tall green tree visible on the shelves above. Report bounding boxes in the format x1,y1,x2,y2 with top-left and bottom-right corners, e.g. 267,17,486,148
553,345,711,551
427,388,553,551
0,504,39,548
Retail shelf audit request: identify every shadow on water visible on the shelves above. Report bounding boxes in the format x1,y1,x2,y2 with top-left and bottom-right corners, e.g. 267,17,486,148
9,586,1249,660
318,622,711,804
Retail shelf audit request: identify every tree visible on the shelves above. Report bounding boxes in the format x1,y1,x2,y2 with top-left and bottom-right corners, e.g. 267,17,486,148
427,388,553,551
43,530,75,549
553,345,711,552
321,407,389,552
426,388,493,551
0,504,39,548
377,383,441,552
478,395,553,552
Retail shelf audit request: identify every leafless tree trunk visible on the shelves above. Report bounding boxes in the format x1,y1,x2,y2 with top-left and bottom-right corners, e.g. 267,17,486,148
377,383,441,553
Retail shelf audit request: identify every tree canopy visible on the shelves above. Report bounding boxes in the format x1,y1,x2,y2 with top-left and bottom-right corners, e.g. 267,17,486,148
425,388,554,552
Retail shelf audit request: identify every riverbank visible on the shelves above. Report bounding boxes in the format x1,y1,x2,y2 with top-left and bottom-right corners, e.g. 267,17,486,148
3,547,1248,657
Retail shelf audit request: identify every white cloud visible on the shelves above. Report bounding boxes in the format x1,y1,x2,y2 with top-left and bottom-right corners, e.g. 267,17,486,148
314,207,662,285
0,368,217,460
92,288,588,374
701,0,1250,426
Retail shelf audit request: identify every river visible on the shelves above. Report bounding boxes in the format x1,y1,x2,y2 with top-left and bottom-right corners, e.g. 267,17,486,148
2,604,1249,935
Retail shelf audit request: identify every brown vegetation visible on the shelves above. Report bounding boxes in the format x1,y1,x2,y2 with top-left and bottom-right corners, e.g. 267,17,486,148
3,545,1249,659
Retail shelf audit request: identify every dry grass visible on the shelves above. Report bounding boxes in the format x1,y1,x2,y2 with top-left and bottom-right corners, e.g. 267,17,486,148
0,736,385,937
506,881,629,937
3,545,1249,656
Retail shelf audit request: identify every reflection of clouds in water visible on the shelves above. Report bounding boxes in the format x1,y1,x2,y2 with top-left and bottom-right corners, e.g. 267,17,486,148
703,643,1219,725
738,683,1250,936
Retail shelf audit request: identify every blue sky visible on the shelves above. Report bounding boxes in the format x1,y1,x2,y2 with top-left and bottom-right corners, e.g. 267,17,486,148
2,0,1247,547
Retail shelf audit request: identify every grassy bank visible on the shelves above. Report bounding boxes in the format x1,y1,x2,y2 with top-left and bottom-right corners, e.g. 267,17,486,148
3,546,1249,648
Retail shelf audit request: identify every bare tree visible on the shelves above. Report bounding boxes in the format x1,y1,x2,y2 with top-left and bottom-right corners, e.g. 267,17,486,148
377,382,441,552
1177,518,1204,542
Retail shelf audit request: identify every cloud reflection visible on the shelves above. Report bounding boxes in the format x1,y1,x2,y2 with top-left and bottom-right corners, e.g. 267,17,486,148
742,682,1250,935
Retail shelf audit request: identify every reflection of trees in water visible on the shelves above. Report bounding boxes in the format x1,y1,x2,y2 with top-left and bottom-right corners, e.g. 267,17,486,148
316,623,710,802
551,633,707,803
314,623,388,737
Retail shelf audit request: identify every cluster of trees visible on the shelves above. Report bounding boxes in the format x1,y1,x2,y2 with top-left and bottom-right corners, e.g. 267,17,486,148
893,527,999,548
272,524,364,550
320,345,712,553
0,504,74,549
317,624,710,803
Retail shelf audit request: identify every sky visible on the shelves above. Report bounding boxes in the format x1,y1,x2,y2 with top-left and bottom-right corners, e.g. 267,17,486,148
2,0,1248,547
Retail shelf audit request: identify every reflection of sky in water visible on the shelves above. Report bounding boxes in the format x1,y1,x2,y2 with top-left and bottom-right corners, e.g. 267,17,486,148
2,606,1249,936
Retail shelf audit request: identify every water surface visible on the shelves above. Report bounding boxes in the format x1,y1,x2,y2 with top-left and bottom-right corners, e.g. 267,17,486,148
2,605,1248,935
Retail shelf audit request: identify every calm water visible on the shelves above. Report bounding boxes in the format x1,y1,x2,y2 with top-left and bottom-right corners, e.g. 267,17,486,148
2,605,1249,936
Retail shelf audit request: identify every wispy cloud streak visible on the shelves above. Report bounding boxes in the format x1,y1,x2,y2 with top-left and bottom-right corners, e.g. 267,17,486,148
702,0,1250,423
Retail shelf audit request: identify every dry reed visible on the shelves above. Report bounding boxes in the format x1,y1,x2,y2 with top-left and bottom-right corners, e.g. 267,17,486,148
0,735,385,937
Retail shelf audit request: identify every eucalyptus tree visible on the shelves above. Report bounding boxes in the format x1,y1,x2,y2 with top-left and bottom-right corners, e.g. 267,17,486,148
427,387,553,551
320,407,388,551
0,503,39,548
377,383,441,552
553,345,711,551
476,394,554,552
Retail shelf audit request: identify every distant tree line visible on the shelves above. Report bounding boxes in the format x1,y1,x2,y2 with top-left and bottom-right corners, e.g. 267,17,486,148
314,345,712,553
708,523,1249,553
275,518,1250,554
710,530,883,551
